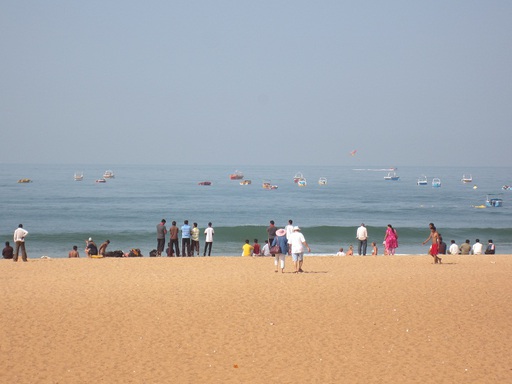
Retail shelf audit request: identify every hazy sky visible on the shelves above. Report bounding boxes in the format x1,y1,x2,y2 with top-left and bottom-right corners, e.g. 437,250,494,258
1,1,511,166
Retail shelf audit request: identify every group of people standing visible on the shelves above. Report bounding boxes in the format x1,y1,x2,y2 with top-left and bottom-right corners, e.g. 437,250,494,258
353,223,399,256
156,219,215,257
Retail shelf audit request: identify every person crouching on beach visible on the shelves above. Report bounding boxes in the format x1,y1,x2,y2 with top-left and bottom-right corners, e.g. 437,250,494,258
272,228,288,272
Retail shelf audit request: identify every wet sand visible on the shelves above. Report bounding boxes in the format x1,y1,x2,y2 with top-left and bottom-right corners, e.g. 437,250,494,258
1,254,511,383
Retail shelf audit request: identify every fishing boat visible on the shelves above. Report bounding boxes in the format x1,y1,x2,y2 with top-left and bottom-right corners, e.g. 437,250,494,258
502,185,512,191
229,170,244,180
293,172,304,183
485,194,503,207
240,180,252,185
318,177,327,185
262,181,278,190
103,170,115,179
417,175,428,185
384,172,400,181
96,178,107,183
17,178,32,183
74,172,83,181
198,181,212,186
461,174,473,183
297,178,307,187
432,178,441,188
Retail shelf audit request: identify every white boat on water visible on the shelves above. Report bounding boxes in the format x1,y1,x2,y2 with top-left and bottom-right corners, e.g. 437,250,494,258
417,175,428,185
74,172,84,181
293,172,303,183
432,178,441,188
103,170,115,179
461,174,473,183
318,177,327,185
384,172,400,181
297,177,307,187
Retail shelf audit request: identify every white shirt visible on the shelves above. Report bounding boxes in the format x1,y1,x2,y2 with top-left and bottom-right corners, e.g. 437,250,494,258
472,242,483,254
356,226,368,241
14,228,28,242
204,227,214,242
336,251,345,256
289,231,306,254
449,243,459,255
261,243,271,256
285,224,294,242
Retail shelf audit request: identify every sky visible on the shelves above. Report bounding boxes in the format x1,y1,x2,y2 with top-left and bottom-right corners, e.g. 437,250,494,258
1,1,511,166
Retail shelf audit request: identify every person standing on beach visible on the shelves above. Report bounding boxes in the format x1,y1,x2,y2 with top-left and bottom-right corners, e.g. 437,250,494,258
3,241,14,259
181,220,192,256
191,223,200,256
156,219,167,257
289,226,311,273
13,224,28,262
68,245,80,258
203,222,214,256
384,224,398,255
169,221,180,256
356,223,368,255
98,240,110,256
285,219,294,255
422,225,441,263
267,220,277,255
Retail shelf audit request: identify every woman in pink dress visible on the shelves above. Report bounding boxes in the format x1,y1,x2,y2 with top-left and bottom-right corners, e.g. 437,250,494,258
384,224,398,255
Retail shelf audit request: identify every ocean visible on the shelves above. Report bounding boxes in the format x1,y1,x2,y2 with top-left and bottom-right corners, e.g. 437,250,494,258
1,164,511,258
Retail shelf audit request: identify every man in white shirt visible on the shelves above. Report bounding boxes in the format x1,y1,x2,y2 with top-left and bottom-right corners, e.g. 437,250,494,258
13,224,28,262
289,226,311,273
471,239,483,255
448,240,459,255
285,219,294,255
203,222,214,256
356,223,368,255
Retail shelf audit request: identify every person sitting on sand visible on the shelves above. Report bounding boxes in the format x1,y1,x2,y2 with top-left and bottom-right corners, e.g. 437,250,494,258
460,239,471,255
253,239,261,256
449,240,459,255
485,239,495,254
85,238,98,257
371,242,378,255
98,240,110,256
242,239,253,257
68,245,80,258
2,241,14,259
261,240,271,256
346,245,354,256
336,247,345,256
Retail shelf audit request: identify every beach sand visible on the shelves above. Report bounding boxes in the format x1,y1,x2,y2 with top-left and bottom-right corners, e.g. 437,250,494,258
1,255,511,383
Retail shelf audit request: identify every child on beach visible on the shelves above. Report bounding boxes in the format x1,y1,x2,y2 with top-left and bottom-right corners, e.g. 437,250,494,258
253,239,261,256
371,242,378,255
346,245,354,256
336,247,345,256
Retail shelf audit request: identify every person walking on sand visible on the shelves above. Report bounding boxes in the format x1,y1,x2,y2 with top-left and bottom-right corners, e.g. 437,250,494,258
13,224,28,262
422,224,441,264
384,224,398,255
156,219,167,257
356,223,368,255
272,228,288,273
203,222,214,256
289,226,311,273
285,219,294,255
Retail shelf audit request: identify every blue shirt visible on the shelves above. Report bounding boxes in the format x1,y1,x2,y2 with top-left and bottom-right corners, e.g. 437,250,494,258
181,224,191,239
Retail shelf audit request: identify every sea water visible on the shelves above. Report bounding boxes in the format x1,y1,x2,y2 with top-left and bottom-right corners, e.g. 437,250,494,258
1,164,511,258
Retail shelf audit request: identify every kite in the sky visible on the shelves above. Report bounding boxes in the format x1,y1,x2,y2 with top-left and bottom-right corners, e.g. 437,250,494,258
350,150,357,156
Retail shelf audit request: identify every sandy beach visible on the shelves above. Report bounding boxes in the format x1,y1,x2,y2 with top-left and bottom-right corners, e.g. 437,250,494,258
1,255,511,383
